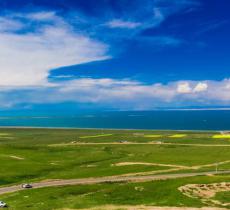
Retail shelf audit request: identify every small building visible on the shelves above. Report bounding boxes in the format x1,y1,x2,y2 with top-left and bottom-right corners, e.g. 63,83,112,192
220,131,230,135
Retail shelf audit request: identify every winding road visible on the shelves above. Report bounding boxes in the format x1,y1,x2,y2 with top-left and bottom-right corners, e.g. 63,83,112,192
0,170,230,196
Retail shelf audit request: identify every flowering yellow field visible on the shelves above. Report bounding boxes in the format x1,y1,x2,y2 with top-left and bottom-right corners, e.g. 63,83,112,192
213,134,230,139
169,134,187,138
144,135,162,138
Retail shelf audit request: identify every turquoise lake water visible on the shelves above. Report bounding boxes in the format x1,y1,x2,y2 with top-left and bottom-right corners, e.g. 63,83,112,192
0,110,230,130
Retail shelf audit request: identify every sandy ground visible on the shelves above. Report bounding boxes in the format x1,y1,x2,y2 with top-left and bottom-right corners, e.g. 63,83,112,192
61,205,227,210
179,182,230,207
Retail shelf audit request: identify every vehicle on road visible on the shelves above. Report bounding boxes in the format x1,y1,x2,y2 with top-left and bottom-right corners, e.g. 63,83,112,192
21,183,33,189
0,201,7,208
118,140,128,143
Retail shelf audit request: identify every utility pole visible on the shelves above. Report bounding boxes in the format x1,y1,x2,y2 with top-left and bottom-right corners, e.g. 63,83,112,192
215,163,218,173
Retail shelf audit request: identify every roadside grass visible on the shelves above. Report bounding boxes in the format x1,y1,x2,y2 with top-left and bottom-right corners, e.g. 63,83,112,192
1,175,230,210
216,162,230,171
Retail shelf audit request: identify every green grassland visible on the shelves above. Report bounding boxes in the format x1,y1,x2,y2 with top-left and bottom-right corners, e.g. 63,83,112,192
79,134,113,139
215,191,230,206
0,128,229,209
1,175,230,210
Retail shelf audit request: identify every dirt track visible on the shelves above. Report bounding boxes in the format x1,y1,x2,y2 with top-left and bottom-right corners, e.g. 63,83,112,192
113,160,230,170
50,142,230,147
0,170,230,196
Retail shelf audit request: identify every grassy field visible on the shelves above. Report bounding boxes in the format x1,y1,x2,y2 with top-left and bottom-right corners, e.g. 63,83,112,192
2,175,230,210
0,128,229,209
79,134,113,139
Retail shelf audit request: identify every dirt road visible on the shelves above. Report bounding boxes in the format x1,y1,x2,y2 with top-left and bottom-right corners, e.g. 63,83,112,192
50,142,230,147
0,170,229,196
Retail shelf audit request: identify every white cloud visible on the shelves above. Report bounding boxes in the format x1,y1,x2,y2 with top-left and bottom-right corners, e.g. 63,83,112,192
1,78,230,109
0,12,109,87
193,82,208,92
105,7,164,31
60,78,140,92
26,11,58,21
54,78,230,108
0,17,24,32
177,82,192,93
106,19,141,29
177,82,208,94
204,79,230,102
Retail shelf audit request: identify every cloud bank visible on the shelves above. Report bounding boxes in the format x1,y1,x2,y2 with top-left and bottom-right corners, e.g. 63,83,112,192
0,12,109,87
1,78,230,109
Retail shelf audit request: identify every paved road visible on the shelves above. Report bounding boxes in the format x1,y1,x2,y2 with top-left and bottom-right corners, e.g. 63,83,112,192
0,171,230,196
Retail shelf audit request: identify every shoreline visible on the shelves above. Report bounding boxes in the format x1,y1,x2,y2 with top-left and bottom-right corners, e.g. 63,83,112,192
0,126,223,132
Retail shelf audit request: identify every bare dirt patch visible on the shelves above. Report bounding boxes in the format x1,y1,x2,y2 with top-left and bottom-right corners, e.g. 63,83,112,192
50,162,59,165
112,162,189,169
80,164,97,168
179,182,230,207
9,155,25,160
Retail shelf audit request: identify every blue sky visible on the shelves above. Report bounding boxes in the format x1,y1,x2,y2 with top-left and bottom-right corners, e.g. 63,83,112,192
0,0,230,111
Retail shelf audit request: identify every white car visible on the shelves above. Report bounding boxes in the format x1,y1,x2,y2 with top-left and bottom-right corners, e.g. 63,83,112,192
0,201,7,208
21,183,33,189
